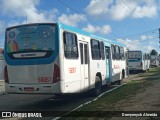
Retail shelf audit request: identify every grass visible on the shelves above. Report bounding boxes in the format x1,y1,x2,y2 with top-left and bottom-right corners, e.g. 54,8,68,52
60,67,160,120
78,80,149,111
139,67,160,77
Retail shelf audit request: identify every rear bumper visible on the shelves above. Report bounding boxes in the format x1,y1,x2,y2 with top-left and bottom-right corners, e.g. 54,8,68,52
129,67,143,71
5,82,62,94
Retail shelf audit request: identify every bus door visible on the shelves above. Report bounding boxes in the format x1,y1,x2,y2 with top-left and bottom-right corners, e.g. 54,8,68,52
79,41,89,91
105,46,111,83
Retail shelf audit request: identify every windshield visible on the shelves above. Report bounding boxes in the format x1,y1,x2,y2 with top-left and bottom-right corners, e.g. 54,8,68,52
128,51,142,59
6,24,55,53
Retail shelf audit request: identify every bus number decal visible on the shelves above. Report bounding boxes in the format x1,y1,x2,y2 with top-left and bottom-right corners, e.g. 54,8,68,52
114,65,120,69
69,67,76,73
38,77,52,83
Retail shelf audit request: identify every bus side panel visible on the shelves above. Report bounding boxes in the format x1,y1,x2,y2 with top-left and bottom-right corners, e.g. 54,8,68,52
112,60,125,82
63,59,81,93
111,47,127,83
89,43,106,88
60,30,81,93
89,60,106,87
58,29,65,94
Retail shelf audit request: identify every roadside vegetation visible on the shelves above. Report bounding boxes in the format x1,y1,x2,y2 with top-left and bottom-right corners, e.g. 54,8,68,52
60,67,160,120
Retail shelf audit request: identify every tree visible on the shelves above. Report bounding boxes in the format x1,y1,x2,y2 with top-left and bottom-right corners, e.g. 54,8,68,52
150,49,158,55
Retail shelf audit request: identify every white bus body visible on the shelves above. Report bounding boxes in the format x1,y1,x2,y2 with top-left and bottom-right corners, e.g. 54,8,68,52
4,23,127,95
150,55,159,67
128,51,150,72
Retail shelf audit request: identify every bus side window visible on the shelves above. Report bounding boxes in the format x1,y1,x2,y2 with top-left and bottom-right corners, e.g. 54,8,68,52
84,44,88,64
100,41,105,60
143,54,145,60
115,45,120,60
111,44,115,60
80,43,83,64
63,31,78,59
120,46,124,60
144,54,146,60
91,39,101,60
146,54,148,60
148,54,150,60
105,47,109,59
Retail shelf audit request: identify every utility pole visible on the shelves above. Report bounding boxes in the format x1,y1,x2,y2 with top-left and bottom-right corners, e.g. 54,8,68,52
26,13,28,24
159,28,160,47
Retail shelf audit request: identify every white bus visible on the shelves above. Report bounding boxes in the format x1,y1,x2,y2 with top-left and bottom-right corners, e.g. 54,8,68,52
150,55,159,67
0,49,5,80
4,23,127,96
128,51,150,73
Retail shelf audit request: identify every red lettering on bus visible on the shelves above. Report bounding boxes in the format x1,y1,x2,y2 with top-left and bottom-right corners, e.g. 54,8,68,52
114,65,120,69
69,67,76,73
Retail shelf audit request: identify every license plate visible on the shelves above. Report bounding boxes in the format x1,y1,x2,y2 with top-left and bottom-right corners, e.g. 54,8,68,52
24,87,34,91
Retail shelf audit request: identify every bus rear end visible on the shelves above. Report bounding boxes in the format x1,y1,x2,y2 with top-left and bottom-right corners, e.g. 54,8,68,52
128,51,143,72
150,55,159,67
4,23,61,94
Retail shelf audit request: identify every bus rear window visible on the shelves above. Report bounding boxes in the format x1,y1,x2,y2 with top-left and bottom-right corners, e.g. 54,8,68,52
128,51,142,59
6,24,55,54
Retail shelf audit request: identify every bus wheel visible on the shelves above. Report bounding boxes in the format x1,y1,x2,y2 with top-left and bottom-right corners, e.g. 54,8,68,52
117,80,122,85
92,76,102,96
118,72,123,85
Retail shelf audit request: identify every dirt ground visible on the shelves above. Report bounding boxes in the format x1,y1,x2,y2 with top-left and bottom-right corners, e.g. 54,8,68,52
108,75,160,120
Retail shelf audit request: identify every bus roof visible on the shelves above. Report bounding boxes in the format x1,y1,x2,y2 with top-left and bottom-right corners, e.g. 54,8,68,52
128,50,150,55
128,50,142,52
57,22,126,47
6,22,126,47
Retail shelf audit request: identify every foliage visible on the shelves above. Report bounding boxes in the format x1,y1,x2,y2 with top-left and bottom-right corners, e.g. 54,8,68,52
150,49,158,55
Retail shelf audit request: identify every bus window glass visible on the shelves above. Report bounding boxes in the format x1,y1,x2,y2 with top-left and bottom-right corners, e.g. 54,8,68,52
6,25,55,53
91,39,100,60
105,48,109,59
148,54,150,60
115,45,120,60
100,41,105,60
145,54,148,60
63,32,78,59
143,54,145,60
111,44,115,60
84,44,88,64
120,46,124,60
80,43,83,64
128,51,142,59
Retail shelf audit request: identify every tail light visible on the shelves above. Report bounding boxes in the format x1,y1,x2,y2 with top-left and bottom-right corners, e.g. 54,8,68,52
53,64,60,83
4,66,9,83
140,62,142,67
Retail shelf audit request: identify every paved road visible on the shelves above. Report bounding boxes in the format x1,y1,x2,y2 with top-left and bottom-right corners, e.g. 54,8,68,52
0,74,140,119
0,80,4,93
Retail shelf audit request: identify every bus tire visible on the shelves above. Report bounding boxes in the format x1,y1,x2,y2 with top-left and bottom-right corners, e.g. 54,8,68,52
92,76,102,96
118,72,123,85
117,80,122,85
143,70,146,73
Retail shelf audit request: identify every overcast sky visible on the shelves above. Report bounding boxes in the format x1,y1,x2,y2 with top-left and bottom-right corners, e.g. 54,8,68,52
0,0,160,53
